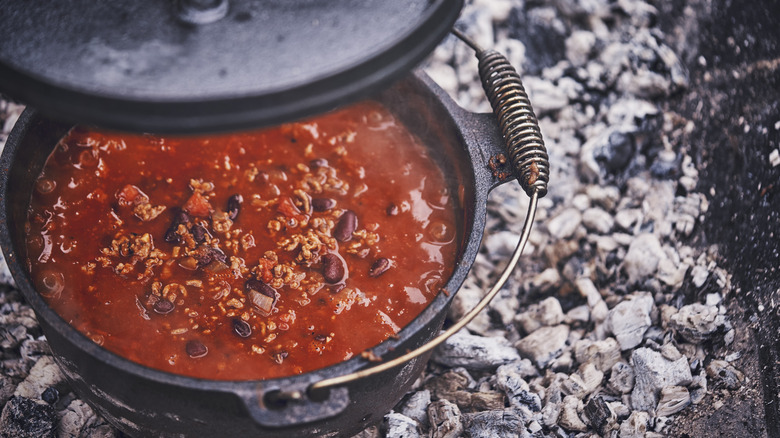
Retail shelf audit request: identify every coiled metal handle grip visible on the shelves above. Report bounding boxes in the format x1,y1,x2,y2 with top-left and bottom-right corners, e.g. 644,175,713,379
453,28,549,198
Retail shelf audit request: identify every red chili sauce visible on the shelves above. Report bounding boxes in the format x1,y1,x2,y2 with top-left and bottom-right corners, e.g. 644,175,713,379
25,101,459,380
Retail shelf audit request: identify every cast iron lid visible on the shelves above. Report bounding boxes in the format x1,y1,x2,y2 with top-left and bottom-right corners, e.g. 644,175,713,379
0,0,462,134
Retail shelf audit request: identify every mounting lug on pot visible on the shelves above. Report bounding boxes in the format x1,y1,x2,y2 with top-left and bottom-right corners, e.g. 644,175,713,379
239,383,349,428
177,0,229,25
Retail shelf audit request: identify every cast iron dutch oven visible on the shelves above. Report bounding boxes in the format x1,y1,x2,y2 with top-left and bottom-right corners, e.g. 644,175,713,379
0,70,540,436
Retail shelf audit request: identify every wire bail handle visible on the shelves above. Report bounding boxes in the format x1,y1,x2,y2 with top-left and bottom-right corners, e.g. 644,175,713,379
301,28,550,400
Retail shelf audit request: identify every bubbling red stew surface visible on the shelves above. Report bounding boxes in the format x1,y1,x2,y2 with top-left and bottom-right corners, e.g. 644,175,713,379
25,101,460,380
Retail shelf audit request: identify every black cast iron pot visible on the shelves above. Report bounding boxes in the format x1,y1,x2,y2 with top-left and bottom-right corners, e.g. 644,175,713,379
0,71,518,437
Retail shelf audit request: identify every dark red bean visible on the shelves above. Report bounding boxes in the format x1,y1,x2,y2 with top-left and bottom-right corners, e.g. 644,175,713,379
226,194,243,220
309,158,328,169
386,203,399,216
153,299,175,314
322,253,346,284
164,209,191,243
191,224,207,243
333,210,357,242
164,227,180,243
172,209,191,226
312,198,336,212
194,245,227,268
368,258,392,278
185,340,208,358
211,247,227,263
246,278,276,298
232,318,252,338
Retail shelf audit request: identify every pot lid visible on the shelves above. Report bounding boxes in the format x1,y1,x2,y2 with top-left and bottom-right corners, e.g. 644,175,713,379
0,0,462,134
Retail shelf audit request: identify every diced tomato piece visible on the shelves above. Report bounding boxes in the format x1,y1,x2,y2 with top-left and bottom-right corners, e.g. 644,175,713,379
256,258,276,283
183,192,213,217
277,196,308,223
116,184,147,207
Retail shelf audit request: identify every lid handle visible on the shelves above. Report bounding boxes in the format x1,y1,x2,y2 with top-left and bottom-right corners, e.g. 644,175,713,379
177,0,229,25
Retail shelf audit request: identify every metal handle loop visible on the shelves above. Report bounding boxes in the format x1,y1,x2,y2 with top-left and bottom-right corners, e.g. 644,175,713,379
306,28,549,398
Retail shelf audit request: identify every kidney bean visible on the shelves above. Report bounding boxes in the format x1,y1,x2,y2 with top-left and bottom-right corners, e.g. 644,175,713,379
312,198,336,212
232,318,252,338
194,245,227,268
185,340,208,358
226,194,243,220
172,209,191,226
333,210,357,242
153,299,175,314
246,278,276,298
191,224,207,243
164,209,192,243
321,253,346,284
164,227,180,244
368,258,392,278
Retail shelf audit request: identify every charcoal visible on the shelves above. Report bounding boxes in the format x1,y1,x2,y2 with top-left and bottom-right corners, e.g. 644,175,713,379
618,410,649,438
584,396,615,434
558,395,587,432
0,325,27,350
655,385,690,417
399,390,430,427
507,7,568,75
427,400,462,438
668,303,727,343
515,297,564,334
604,293,654,350
432,330,520,371
0,375,16,407
582,207,614,234
515,325,569,369
541,379,563,427
18,339,50,363
0,396,57,438
705,359,745,389
462,409,525,438
494,363,541,412
574,338,621,372
630,348,691,411
608,363,635,396
13,356,66,401
622,234,667,285
546,208,582,240
57,399,96,438
384,412,421,438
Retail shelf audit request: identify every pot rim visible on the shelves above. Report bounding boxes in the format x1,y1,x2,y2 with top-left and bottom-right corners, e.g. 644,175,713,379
0,70,504,396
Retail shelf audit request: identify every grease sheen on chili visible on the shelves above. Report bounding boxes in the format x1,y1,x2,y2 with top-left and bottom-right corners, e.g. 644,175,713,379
25,101,460,380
